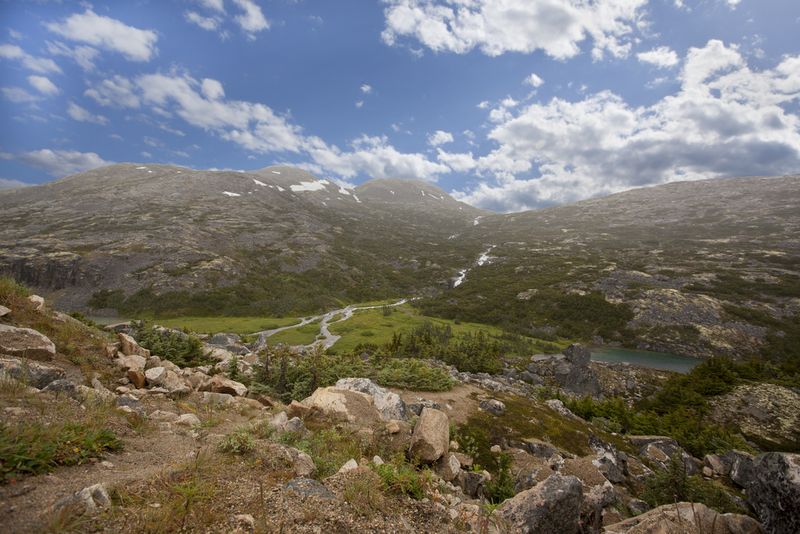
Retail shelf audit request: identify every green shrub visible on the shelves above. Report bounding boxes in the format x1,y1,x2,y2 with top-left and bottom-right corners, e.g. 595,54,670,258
484,452,515,504
218,428,255,455
131,321,209,367
0,421,121,482
374,459,430,500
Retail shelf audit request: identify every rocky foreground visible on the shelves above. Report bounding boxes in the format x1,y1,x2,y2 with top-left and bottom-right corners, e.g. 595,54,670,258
1,294,799,533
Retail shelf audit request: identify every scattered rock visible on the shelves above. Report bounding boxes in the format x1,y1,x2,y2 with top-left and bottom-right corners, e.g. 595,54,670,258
286,399,310,418
0,304,10,317
0,324,56,361
334,377,407,420
0,357,65,388
284,416,307,434
563,344,591,366
338,459,359,473
229,513,255,534
748,452,800,534
627,498,650,516
27,294,45,311
144,366,168,386
293,452,316,477
200,391,236,406
495,473,583,534
605,502,763,534
544,399,579,419
436,453,461,482
52,483,110,517
409,407,449,463
722,450,755,489
457,470,491,498
176,413,201,427
629,435,698,474
117,332,150,358
284,478,335,500
269,411,289,430
127,369,146,389
200,375,248,397
479,398,506,416
42,379,79,397
115,353,147,373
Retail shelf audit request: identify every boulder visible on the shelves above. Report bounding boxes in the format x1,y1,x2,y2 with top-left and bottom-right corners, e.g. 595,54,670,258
200,391,236,406
52,483,110,517
207,333,249,355
127,369,146,389
479,398,506,416
293,451,316,477
284,478,334,500
199,375,248,397
495,473,583,534
28,294,45,311
176,413,201,427
117,332,150,358
0,357,65,388
115,353,146,373
544,399,579,419
436,453,461,482
338,459,359,473
604,502,763,534
42,379,79,397
144,366,168,386
301,387,382,424
408,407,449,463
563,344,591,366
269,411,289,430
284,417,307,434
287,399,311,418
458,470,491,498
0,304,10,317
629,435,698,474
722,450,756,489
0,324,56,361
334,377,407,421
748,452,800,534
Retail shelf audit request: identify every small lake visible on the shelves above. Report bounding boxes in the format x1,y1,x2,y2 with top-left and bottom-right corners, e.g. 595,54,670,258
591,347,701,374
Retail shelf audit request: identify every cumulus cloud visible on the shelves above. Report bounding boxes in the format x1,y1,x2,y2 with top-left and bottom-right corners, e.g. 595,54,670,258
45,9,158,62
0,178,33,189
427,130,454,146
524,73,544,88
201,78,225,100
185,0,268,39
452,40,800,211
28,75,59,96
185,11,222,32
16,149,111,176
85,75,141,108
45,41,100,71
381,0,647,60
67,102,109,125
361,84,372,94
637,46,679,68
0,43,61,74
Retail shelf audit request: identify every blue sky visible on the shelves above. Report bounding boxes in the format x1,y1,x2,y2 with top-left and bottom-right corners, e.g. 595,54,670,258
1,0,799,211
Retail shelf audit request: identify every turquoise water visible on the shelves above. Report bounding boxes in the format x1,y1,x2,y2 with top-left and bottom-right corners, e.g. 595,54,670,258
591,347,700,374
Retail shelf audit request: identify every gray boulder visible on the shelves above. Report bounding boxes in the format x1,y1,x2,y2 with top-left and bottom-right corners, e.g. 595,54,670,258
284,478,335,500
563,344,591,365
0,324,56,361
479,398,506,416
605,502,763,534
199,375,248,397
748,452,800,534
495,473,583,534
0,304,10,317
0,357,65,388
52,483,110,516
334,377,407,420
722,450,756,488
409,407,449,463
117,332,150,358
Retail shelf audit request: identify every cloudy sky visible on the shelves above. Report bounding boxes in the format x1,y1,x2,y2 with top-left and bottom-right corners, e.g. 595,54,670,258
1,0,798,211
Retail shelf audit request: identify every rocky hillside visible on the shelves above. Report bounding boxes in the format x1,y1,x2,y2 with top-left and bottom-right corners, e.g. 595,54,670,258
1,168,799,359
2,285,799,533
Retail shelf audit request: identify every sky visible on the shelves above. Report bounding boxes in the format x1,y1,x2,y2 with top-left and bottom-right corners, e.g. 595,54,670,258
0,0,798,212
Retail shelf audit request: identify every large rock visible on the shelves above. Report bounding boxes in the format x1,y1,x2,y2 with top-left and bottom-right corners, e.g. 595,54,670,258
117,332,150,358
52,483,110,517
301,387,382,424
604,502,763,534
563,344,591,366
408,407,449,463
334,377,407,421
0,356,65,388
199,375,248,397
495,473,583,534
748,452,800,534
0,324,56,361
629,435,698,474
0,305,10,317
207,333,249,355
479,398,506,416
722,450,755,488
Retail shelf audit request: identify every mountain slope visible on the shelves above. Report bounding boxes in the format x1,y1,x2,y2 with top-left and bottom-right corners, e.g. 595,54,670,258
0,164,485,315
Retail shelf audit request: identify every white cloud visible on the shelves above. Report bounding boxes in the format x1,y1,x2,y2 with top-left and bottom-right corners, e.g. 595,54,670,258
198,0,226,13
381,0,647,60
45,9,158,62
0,43,61,74
28,75,59,96
232,0,269,36
0,177,32,189
453,40,800,211
427,130,454,146
1,86,39,103
360,84,372,94
16,149,111,176
85,75,140,108
45,41,100,71
185,11,222,31
436,149,477,172
355,100,364,108
637,46,679,68
725,0,742,8
201,78,225,100
67,102,109,125
524,73,544,88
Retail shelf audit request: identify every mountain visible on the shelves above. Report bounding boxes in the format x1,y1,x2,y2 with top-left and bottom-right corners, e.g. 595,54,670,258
0,164,485,315
1,166,798,359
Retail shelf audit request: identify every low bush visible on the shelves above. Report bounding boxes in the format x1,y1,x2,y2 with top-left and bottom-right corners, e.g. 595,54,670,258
374,457,431,500
218,428,255,455
131,321,209,367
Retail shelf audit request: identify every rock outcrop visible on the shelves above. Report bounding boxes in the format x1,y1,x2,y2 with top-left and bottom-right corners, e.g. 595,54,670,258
334,378,407,421
302,387,382,424
0,356,65,388
495,473,583,534
526,344,601,396
605,502,763,534
748,452,800,534
0,324,56,360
